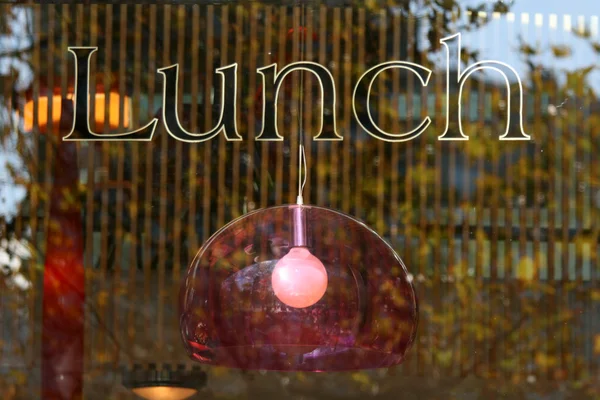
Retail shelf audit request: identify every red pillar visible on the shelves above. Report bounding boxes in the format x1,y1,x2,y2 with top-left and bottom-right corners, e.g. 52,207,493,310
41,108,85,399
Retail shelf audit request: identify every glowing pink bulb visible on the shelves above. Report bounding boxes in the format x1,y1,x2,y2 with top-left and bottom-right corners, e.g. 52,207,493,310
271,247,328,308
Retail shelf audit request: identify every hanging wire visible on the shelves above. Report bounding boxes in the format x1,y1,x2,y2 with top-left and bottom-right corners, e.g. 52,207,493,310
296,2,308,205
297,144,307,204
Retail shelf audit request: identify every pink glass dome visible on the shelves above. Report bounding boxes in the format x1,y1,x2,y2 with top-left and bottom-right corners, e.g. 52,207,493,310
180,205,418,371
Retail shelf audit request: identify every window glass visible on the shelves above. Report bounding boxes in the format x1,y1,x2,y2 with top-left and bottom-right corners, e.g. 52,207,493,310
0,0,599,398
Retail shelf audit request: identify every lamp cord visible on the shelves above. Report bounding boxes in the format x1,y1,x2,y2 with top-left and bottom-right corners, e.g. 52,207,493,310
296,3,307,206
297,144,306,205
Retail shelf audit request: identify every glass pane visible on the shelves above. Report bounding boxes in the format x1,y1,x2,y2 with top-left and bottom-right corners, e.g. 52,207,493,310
0,0,598,398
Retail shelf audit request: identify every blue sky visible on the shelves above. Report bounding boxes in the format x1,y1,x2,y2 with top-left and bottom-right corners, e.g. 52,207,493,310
445,0,600,92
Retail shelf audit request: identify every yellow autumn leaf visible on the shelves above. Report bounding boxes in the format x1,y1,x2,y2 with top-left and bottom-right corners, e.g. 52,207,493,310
97,291,109,307
352,372,370,385
436,349,453,367
456,282,468,305
212,366,228,377
96,351,109,363
516,257,535,281
594,335,600,354
535,352,557,368
11,370,26,385
500,358,517,370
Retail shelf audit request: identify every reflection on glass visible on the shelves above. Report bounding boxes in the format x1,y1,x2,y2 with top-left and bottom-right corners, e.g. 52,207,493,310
131,387,197,400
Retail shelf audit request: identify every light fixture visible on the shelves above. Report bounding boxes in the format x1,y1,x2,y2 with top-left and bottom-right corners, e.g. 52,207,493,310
122,364,206,400
22,91,131,133
271,206,328,309
180,19,417,371
180,202,418,371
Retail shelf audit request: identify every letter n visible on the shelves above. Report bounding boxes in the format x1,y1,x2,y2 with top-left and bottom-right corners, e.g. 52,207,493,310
256,62,341,141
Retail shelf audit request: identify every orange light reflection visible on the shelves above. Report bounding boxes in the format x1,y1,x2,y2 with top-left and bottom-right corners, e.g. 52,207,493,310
23,92,131,133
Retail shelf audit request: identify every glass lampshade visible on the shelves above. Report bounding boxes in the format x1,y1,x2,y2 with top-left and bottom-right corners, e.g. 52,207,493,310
180,205,418,371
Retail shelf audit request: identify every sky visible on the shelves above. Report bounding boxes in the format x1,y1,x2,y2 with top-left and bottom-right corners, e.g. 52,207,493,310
0,7,31,221
448,0,600,92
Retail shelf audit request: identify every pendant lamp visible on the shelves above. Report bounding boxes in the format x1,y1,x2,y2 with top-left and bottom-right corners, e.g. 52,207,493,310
180,20,417,372
180,202,418,371
122,364,206,400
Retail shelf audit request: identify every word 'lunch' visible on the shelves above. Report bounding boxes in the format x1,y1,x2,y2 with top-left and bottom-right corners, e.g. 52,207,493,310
63,33,530,143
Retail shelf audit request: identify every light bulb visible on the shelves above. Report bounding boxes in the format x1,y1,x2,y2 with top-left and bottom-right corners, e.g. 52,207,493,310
271,247,328,308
